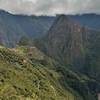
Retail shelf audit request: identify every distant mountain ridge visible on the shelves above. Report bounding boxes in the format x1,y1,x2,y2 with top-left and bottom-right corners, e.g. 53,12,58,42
0,10,55,47
69,13,100,30
0,10,100,100
0,10,100,47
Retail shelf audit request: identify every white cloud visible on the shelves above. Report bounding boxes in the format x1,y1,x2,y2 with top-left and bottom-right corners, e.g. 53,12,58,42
0,0,100,15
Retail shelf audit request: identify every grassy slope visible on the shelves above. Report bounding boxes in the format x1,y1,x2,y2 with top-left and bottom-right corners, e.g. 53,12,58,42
0,47,84,100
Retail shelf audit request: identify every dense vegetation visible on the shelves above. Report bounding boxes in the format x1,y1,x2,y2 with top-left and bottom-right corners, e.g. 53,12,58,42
0,47,82,100
0,11,100,100
34,15,100,100
0,46,99,100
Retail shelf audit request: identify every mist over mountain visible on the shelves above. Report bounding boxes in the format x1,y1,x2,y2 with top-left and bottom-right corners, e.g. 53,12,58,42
0,0,100,15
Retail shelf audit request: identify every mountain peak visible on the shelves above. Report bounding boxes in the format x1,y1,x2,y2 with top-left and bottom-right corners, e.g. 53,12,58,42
47,15,83,42
36,15,100,72
0,9,11,15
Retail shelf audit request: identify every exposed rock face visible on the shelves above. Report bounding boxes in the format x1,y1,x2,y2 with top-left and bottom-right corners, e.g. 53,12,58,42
36,15,100,76
46,15,86,67
34,15,100,100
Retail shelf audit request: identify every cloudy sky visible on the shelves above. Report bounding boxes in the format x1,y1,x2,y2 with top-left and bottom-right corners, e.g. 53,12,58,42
0,0,99,15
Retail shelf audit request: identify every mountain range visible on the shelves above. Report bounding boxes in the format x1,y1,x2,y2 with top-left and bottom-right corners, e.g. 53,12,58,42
0,10,100,47
0,10,100,100
0,10,55,47
35,15,100,77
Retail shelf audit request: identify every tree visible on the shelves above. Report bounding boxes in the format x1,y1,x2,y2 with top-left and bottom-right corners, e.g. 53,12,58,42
18,36,30,46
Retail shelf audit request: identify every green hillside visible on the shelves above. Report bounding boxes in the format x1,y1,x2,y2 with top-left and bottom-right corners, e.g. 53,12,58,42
0,46,99,100
0,47,83,100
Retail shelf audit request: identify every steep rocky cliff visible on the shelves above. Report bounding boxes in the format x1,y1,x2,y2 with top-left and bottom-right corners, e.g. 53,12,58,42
35,15,100,81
